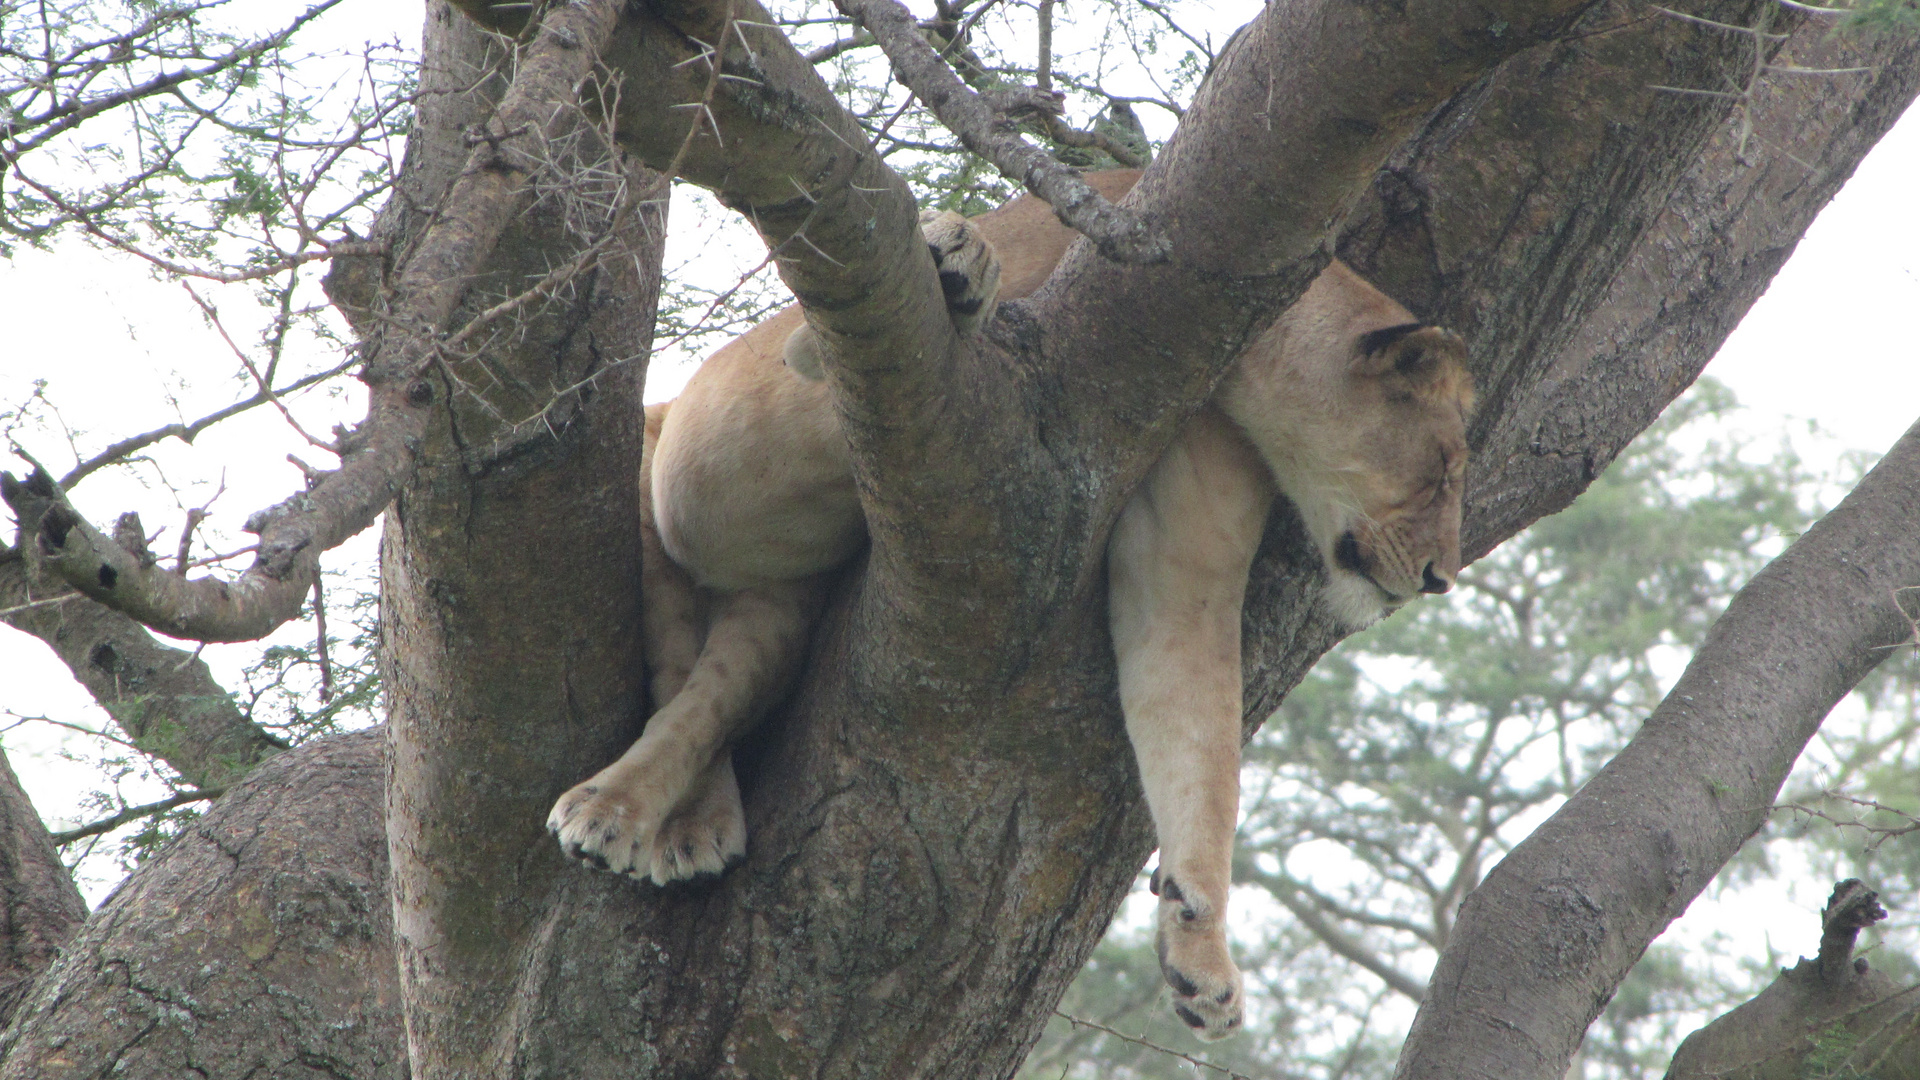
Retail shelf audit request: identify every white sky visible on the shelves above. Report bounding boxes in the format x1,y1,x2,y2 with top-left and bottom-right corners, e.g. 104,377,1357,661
0,0,1916,977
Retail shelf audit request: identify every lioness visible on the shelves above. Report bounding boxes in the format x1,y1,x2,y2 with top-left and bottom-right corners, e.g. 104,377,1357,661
548,170,1473,1039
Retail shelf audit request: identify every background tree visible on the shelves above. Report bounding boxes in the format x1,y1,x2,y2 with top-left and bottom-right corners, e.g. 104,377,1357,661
1,1,1919,1078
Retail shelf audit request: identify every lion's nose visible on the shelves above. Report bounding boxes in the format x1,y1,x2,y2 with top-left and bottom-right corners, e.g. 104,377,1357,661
1420,563,1453,595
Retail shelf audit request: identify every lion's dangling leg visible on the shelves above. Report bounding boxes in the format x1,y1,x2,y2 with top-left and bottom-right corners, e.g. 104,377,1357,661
1107,409,1275,1041
548,575,827,882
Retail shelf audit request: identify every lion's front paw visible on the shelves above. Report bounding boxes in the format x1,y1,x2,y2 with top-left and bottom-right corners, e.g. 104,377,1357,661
918,209,1000,335
547,775,664,879
644,760,747,884
1151,868,1244,1041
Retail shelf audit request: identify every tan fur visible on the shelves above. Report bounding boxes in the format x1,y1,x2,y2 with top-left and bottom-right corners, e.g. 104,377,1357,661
548,172,1473,1039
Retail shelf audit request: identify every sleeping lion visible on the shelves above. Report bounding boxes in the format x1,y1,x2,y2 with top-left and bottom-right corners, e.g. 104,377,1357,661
548,170,1473,1040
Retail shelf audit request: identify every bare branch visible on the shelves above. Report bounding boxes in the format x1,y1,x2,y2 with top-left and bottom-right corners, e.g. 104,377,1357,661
48,787,227,846
29,0,631,642
0,0,352,160
1053,1012,1255,1080
832,0,1169,263
56,355,355,488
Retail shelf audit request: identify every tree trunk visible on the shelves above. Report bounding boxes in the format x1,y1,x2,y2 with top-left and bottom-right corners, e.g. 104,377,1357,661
0,750,84,1030
371,6,667,1077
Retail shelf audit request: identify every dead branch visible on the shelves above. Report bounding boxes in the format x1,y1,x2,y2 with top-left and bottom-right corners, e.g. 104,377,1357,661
1817,879,1889,983
57,356,358,488
1779,789,1920,852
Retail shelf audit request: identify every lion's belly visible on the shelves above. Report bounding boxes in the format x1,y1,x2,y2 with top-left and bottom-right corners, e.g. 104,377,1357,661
653,328,867,592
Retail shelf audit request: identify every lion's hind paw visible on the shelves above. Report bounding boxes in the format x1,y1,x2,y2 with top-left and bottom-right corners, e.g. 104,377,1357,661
547,781,653,879
644,762,747,885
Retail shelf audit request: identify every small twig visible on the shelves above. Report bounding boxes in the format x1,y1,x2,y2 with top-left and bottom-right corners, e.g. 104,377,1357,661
1053,1012,1255,1080
1872,585,1920,651
312,575,333,704
49,787,227,845
173,472,226,575
0,594,83,619
1134,0,1215,63
182,283,338,453
1649,84,1748,100
56,355,359,488
1764,64,1876,75
868,92,919,150
1650,5,1790,38
1778,790,1920,852
185,544,260,569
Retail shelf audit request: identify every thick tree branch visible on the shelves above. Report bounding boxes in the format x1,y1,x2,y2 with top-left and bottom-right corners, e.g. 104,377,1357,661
835,0,1167,263
0,748,86,1030
28,0,628,643
0,730,402,1077
1396,418,1920,1080
1666,880,1918,1080
601,0,952,386
1,473,284,788
1248,0,1920,721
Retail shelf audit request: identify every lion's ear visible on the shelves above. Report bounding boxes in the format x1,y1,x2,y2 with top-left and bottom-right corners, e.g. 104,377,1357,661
782,324,829,381
1352,323,1465,386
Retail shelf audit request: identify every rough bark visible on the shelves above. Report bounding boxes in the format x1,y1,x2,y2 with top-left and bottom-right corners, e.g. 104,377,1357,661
0,749,85,1029
0,729,401,1079
2,475,282,789
1338,1,1920,556
1393,417,1920,1080
375,7,668,1078
1666,881,1920,1080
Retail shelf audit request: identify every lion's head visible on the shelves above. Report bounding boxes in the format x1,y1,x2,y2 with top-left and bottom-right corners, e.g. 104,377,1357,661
1219,260,1474,628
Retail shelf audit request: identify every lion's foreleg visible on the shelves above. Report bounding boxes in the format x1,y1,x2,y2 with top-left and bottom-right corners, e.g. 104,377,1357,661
548,576,827,882
1107,410,1274,1041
